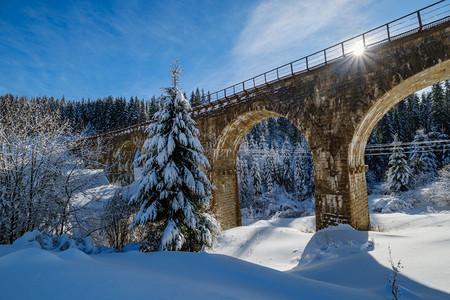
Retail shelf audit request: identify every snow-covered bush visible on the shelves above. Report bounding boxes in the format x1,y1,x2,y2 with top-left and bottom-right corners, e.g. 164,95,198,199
371,164,449,213
0,96,108,244
101,190,138,250
13,230,114,254
240,186,315,225
0,99,69,243
422,164,450,207
388,246,403,300
371,196,412,213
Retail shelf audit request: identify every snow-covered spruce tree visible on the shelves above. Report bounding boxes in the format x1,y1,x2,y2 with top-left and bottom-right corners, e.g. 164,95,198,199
292,140,314,200
250,158,263,196
130,61,218,252
280,138,293,193
386,135,412,193
430,82,448,135
293,154,306,199
409,129,438,177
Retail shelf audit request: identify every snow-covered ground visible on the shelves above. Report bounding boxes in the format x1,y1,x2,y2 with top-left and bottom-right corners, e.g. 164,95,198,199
212,213,450,299
212,174,450,299
2,212,449,299
1,174,449,299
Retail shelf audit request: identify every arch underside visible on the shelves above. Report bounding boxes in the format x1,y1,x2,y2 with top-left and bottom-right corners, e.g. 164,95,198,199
213,110,284,163
343,60,449,231
211,109,313,229
349,60,450,168
211,110,282,229
107,135,146,186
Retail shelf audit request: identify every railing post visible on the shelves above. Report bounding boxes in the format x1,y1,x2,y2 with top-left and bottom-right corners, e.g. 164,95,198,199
362,34,366,47
386,23,391,42
233,86,235,94
264,73,267,84
417,11,423,31
341,42,345,57
306,57,309,71
324,49,327,65
242,82,245,92
276,68,279,80
290,63,294,75
253,78,256,88
224,89,227,99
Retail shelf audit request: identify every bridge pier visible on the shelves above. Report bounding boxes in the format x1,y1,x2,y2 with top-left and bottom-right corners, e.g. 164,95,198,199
348,165,370,230
312,147,369,231
210,151,242,230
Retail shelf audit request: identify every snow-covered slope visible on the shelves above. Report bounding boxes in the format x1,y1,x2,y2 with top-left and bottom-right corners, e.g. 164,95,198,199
1,243,378,300
212,211,450,299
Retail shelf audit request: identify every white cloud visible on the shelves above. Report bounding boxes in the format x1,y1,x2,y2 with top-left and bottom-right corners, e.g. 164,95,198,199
203,0,372,89
234,0,369,58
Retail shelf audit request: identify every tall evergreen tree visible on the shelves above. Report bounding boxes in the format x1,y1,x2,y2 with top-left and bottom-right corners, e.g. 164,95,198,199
386,135,412,193
190,88,202,107
201,89,206,104
150,95,158,113
419,93,433,132
405,93,421,141
293,154,305,198
280,139,293,192
430,83,449,135
409,129,438,177
250,159,262,196
189,91,196,106
373,113,394,144
130,61,218,252
391,100,408,142
265,149,280,193
236,157,251,200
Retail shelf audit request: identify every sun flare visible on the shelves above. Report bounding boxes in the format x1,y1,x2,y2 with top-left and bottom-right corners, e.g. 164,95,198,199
353,45,365,56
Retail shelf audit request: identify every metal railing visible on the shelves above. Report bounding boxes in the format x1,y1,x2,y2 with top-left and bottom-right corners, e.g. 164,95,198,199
206,0,449,103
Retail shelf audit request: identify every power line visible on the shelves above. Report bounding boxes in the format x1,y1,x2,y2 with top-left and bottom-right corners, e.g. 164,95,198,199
365,139,450,149
365,148,448,156
365,140,450,155
214,139,450,158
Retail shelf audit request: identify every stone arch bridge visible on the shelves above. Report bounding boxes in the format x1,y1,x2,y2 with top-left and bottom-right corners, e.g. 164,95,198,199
85,8,449,231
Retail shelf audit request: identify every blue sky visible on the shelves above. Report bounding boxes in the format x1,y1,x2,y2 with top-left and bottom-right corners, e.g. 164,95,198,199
0,0,440,101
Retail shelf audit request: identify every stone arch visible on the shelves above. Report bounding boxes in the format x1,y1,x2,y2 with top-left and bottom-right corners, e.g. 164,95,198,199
211,109,313,229
104,131,147,186
110,140,140,185
349,60,449,168
343,60,449,230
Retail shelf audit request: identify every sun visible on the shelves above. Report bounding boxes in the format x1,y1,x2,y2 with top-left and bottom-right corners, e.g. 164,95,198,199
353,45,365,56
